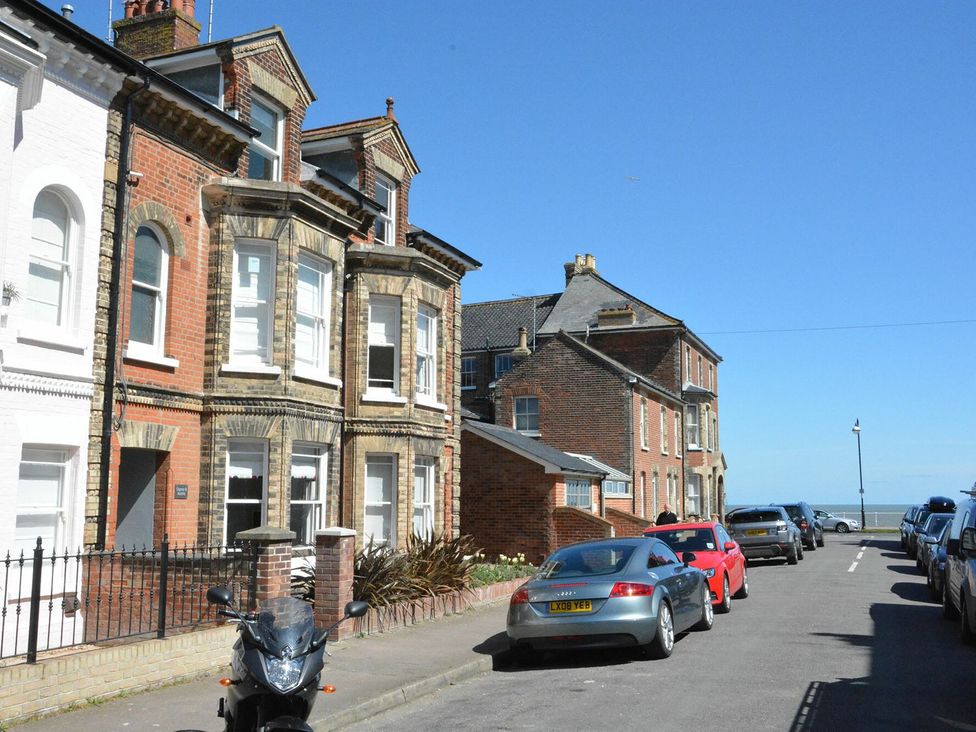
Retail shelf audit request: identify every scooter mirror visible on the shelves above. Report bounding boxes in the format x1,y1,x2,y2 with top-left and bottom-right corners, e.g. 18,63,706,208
344,601,369,619
206,586,234,607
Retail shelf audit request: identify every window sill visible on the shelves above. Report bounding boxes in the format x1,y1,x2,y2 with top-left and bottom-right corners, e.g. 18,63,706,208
124,347,179,369
460,385,476,391
16,327,87,354
604,494,633,500
293,367,342,388
517,430,541,438
220,363,282,376
415,398,448,412
361,393,408,405
687,446,703,452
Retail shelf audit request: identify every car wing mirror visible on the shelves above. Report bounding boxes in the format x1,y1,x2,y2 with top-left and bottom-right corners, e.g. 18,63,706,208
681,551,696,565
723,541,736,552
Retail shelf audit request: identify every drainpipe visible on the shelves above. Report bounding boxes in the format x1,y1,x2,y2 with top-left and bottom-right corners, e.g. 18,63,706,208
96,78,150,549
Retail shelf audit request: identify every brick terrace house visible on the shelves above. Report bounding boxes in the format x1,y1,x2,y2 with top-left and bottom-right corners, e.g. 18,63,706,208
461,254,725,528
81,1,477,551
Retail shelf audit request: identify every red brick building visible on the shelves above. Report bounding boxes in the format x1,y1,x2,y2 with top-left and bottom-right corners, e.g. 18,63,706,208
461,254,725,535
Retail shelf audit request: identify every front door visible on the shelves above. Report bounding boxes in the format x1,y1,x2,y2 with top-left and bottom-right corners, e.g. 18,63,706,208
116,449,160,548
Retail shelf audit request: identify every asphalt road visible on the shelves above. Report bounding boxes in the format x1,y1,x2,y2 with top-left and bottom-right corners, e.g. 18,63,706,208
349,533,976,731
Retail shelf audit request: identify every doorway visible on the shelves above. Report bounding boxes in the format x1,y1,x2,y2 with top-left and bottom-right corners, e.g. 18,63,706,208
117,449,162,548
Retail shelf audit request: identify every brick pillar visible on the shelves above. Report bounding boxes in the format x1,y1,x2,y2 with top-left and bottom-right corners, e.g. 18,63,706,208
236,527,295,605
314,527,356,641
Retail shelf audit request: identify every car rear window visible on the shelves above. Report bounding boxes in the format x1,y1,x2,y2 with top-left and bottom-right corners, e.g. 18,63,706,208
540,544,636,578
730,510,783,523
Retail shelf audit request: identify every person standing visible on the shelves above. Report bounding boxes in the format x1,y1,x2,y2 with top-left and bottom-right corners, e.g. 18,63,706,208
656,503,678,525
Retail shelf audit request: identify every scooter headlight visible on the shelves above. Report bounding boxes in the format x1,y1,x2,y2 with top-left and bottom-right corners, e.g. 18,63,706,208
266,657,304,692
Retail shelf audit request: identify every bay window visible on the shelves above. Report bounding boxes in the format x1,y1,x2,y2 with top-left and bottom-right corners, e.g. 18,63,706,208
415,305,437,402
290,444,326,546
367,295,400,394
686,405,701,449
230,241,275,366
687,474,702,516
224,440,267,544
413,457,435,540
295,252,332,377
365,454,396,546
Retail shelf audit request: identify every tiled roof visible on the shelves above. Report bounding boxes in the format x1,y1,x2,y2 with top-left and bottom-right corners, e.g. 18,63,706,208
302,116,390,142
461,294,560,351
462,420,606,477
537,273,681,334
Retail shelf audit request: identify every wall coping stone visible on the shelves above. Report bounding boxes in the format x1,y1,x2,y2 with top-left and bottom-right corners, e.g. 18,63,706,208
236,526,295,542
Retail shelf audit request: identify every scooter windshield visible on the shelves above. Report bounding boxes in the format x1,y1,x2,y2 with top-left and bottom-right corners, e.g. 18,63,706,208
255,597,316,657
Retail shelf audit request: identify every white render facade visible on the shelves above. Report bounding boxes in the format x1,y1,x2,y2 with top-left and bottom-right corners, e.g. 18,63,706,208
0,11,124,556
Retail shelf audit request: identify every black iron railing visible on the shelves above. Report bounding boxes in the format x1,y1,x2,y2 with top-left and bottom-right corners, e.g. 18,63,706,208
0,535,256,663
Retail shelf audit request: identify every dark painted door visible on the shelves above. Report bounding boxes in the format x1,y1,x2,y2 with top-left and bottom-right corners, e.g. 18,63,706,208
116,449,158,548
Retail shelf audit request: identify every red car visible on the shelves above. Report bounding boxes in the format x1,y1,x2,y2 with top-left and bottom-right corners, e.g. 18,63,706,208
643,521,749,613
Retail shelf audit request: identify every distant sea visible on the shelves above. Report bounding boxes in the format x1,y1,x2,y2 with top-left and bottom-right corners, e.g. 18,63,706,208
728,503,911,528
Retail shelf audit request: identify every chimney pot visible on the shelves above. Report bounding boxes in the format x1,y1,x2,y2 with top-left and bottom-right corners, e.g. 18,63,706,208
60,4,74,19
512,327,531,358
386,97,396,120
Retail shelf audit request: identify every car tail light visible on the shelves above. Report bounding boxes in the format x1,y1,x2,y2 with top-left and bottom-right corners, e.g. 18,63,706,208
799,520,809,531
609,582,655,597
511,588,529,605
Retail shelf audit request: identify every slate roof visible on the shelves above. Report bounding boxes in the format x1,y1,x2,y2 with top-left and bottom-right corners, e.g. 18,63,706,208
537,273,682,335
461,420,605,477
461,293,560,351
565,453,631,482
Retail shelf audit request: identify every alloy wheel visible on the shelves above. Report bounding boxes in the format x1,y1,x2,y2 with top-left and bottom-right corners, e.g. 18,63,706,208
661,604,674,652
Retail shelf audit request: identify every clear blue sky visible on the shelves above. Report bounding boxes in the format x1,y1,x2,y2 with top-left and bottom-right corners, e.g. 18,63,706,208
54,0,976,505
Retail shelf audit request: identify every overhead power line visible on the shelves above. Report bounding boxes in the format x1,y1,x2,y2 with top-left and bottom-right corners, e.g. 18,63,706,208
699,318,976,336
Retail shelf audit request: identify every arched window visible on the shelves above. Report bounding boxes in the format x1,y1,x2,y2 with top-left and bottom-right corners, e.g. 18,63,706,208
129,224,169,355
27,190,71,326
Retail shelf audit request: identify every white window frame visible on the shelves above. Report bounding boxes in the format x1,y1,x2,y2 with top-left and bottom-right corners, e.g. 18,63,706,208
674,411,681,457
415,305,438,403
367,295,401,396
685,346,692,385
660,405,668,454
290,443,327,546
460,356,477,390
668,472,678,510
127,223,169,359
639,398,648,449
494,353,513,379
229,241,276,367
26,189,73,328
248,94,283,182
16,446,70,553
566,479,592,510
652,472,660,517
374,173,397,246
697,355,703,387
686,405,701,449
514,396,540,435
710,415,717,451
413,456,436,541
708,364,714,392
687,473,702,516
603,479,630,497
224,440,268,545
294,252,333,379
365,454,397,546
147,50,224,108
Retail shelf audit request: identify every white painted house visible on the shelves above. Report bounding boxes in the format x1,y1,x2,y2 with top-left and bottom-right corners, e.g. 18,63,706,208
0,7,124,561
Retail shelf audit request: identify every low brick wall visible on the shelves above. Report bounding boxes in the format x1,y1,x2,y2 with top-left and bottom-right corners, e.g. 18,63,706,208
552,506,613,548
0,624,237,726
606,507,654,537
351,577,526,636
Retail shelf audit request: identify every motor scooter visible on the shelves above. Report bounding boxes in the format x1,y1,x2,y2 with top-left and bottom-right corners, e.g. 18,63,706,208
206,585,368,732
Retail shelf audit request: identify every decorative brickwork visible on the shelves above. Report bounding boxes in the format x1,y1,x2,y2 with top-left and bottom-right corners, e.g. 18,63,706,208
313,528,356,641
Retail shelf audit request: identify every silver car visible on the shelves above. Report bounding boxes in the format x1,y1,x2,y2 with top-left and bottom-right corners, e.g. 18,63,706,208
727,506,803,564
507,537,713,660
814,509,861,533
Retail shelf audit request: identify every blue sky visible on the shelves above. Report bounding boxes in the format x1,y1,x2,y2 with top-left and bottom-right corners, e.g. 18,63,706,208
54,1,976,505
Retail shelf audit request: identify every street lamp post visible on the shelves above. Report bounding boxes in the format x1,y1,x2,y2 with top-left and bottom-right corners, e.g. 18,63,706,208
852,419,865,528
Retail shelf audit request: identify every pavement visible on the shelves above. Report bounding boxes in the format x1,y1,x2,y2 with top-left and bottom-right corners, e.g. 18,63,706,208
14,600,511,731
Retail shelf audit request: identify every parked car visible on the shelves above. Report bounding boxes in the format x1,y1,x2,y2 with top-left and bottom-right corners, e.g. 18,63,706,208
900,505,923,550
727,507,803,565
928,523,950,601
507,537,713,660
814,509,861,533
915,513,954,571
943,490,976,643
771,501,824,550
927,495,956,514
906,508,934,558
643,522,748,614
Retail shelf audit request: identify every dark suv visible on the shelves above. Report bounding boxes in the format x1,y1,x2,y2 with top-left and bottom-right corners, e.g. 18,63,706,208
771,501,824,551
727,507,803,565
942,489,976,643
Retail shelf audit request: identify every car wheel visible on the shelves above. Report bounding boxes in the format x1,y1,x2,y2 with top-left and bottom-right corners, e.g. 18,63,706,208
733,567,750,599
646,601,675,659
962,595,976,645
944,581,959,620
836,523,850,534
694,583,714,631
816,532,825,548
797,540,805,560
787,546,798,565
717,575,732,614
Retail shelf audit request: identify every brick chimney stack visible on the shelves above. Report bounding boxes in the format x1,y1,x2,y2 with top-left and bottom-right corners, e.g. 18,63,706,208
563,253,598,284
114,0,201,59
512,327,531,360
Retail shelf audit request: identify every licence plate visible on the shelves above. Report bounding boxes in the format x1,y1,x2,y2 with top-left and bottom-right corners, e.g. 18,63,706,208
745,529,767,536
549,600,592,613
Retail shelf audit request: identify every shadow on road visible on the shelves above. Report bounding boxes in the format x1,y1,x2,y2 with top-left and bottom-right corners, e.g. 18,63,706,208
885,564,923,576
789,560,976,729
